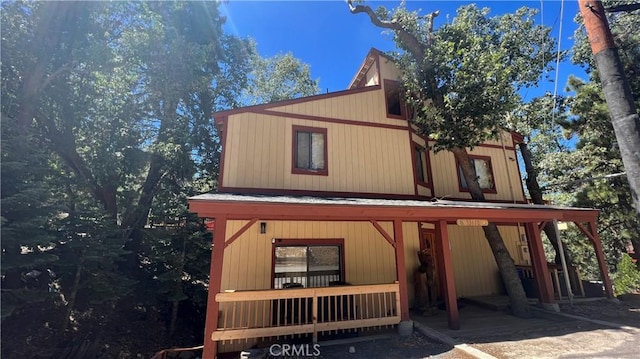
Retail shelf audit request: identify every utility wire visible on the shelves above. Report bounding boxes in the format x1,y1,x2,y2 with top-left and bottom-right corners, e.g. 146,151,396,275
551,0,565,126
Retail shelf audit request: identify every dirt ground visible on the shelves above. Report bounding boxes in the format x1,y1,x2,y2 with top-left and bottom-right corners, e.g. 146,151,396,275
467,295,640,359
559,294,640,328
317,332,473,359
266,296,640,359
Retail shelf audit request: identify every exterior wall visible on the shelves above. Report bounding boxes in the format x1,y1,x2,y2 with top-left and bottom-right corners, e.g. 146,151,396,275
222,112,415,195
221,220,412,291
220,220,523,302
217,220,419,353
364,59,379,86
448,225,527,297
378,56,402,83
267,88,406,128
219,52,525,203
215,220,522,352
428,132,525,202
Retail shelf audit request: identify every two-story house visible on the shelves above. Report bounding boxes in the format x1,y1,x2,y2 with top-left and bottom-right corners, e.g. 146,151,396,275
188,48,613,358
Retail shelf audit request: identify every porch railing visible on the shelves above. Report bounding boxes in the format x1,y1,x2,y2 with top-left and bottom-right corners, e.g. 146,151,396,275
213,283,400,349
516,265,586,299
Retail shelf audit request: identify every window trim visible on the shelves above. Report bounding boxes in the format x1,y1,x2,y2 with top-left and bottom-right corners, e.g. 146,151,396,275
291,125,328,176
455,155,498,194
270,238,345,289
384,79,406,119
414,145,430,186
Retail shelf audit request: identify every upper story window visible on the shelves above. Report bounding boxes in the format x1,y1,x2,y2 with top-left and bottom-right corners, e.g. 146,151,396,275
414,146,429,184
292,125,328,176
458,156,496,193
384,80,405,119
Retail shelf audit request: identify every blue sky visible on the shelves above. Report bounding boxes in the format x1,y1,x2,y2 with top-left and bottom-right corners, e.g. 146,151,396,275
220,0,589,100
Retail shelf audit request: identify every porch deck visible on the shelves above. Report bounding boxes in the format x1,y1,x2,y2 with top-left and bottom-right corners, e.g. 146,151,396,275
213,283,401,353
413,300,564,339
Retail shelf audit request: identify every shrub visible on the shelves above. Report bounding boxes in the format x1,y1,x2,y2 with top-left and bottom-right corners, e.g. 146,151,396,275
613,253,640,296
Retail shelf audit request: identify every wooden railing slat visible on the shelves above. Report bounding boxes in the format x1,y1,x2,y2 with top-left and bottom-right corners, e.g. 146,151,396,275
211,283,401,348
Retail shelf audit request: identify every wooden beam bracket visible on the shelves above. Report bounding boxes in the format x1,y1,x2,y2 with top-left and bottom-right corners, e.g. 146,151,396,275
224,218,259,249
537,221,548,233
370,220,396,248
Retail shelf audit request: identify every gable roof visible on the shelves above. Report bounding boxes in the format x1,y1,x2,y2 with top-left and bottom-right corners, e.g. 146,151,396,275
211,84,380,120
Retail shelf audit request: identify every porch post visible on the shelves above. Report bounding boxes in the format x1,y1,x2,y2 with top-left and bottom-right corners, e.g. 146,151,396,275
393,219,410,321
586,221,614,299
435,220,459,330
524,222,557,310
203,216,227,359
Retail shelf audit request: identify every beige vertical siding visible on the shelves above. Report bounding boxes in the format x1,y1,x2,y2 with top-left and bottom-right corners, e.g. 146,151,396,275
221,221,403,292
364,59,379,86
268,89,406,127
448,225,527,297
219,221,522,303
428,135,525,202
223,113,415,195
411,133,427,147
220,221,420,306
417,184,431,197
378,56,402,83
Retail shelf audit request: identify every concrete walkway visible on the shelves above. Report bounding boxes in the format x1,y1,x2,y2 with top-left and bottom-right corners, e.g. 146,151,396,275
412,301,640,359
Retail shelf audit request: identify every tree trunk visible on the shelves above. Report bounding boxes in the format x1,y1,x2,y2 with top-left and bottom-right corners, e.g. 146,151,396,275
62,261,83,332
579,0,640,219
452,148,531,318
349,0,531,317
121,99,178,274
169,232,187,337
14,2,118,220
169,300,179,337
518,142,571,264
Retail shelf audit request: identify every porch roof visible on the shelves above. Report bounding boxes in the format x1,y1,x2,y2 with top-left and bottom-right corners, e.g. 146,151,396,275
188,193,599,223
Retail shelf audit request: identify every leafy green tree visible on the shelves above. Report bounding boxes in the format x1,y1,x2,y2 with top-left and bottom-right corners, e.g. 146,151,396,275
575,0,640,220
612,253,640,295
508,95,574,265
349,1,556,317
0,115,58,319
243,52,320,105
2,1,322,354
555,0,640,269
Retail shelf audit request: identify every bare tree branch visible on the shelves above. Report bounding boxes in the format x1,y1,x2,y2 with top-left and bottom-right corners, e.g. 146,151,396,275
347,0,425,59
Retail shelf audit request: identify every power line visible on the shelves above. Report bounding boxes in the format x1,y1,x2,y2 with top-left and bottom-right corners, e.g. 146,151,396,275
551,0,565,126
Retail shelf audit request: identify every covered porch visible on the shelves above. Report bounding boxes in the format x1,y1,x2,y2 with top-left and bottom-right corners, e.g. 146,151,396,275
188,193,614,359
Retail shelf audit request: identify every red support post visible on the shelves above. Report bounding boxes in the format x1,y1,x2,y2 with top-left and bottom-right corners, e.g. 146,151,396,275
435,220,459,330
586,221,614,299
393,219,410,320
202,216,227,359
524,223,555,304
